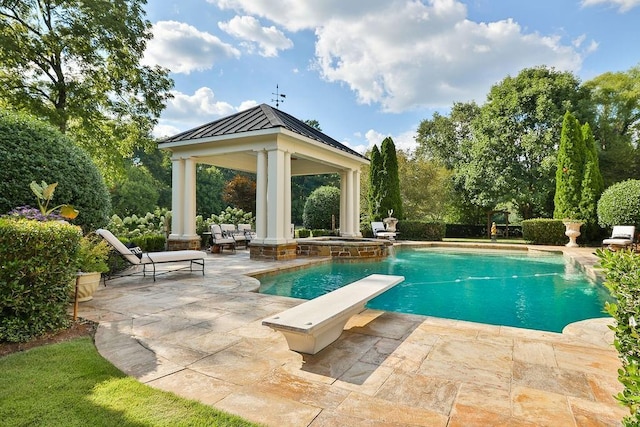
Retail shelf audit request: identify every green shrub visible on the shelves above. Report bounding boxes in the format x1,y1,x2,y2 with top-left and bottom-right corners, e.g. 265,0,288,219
297,228,311,238
311,229,337,237
107,208,170,239
597,180,640,228
123,234,166,252
521,218,566,245
0,110,110,231
396,221,445,241
0,218,82,342
597,248,640,425
303,186,340,229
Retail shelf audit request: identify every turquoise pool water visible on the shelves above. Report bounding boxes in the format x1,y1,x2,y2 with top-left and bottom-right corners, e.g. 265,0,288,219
258,248,612,332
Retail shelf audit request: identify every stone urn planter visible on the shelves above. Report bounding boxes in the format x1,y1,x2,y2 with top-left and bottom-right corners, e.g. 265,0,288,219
73,271,102,302
563,221,583,248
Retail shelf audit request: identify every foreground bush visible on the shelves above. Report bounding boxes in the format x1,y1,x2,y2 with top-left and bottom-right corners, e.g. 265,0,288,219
598,249,640,425
0,219,81,342
598,179,640,228
522,219,566,245
0,111,110,231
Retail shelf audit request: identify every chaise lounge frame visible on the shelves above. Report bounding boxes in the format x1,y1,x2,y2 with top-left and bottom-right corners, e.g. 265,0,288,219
96,228,205,282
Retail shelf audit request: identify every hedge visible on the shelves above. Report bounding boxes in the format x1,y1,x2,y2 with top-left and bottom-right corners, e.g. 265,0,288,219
597,179,640,228
521,218,567,245
598,248,640,425
396,221,445,241
0,218,82,342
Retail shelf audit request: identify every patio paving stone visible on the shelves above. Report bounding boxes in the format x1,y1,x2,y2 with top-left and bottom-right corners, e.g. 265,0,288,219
74,244,625,426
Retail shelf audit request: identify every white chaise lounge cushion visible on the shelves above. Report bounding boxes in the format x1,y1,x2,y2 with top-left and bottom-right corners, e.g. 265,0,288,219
603,225,635,247
96,228,141,265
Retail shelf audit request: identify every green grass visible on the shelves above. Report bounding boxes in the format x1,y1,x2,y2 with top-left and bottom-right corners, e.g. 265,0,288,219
0,337,261,427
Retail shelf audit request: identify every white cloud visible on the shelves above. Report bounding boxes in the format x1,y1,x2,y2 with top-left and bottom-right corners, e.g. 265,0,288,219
207,0,586,112
153,124,182,139
581,0,640,12
143,21,240,74
363,129,418,152
218,15,293,57
157,87,258,134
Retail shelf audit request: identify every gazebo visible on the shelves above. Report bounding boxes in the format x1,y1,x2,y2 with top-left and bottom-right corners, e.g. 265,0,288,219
158,104,369,260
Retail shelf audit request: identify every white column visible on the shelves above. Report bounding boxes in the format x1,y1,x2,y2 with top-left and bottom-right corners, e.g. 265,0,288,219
339,171,347,236
170,157,184,238
266,149,285,244
255,150,267,242
354,169,362,236
344,169,355,236
183,157,197,237
284,151,292,240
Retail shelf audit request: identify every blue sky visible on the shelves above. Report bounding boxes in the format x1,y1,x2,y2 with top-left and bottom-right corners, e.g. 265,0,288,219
143,0,640,153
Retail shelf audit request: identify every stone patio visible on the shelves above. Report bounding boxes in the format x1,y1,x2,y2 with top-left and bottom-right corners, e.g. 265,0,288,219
75,244,627,426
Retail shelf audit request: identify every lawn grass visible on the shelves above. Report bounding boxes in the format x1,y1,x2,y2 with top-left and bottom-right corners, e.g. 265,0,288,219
0,337,261,427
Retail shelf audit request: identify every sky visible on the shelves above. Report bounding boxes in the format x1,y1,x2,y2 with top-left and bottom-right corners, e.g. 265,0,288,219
143,0,640,154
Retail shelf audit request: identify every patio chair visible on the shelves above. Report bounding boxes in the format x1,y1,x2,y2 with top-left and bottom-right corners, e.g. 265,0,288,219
211,224,236,252
237,223,256,242
220,223,248,249
602,226,636,250
95,228,205,282
371,221,396,240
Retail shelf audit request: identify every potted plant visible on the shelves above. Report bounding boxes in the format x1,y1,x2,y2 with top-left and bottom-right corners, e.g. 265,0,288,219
73,234,110,302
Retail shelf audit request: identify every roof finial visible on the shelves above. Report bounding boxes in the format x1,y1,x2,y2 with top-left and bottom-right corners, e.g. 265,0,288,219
271,84,286,109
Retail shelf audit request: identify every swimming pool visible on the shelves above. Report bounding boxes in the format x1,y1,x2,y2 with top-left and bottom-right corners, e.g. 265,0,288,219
258,248,612,332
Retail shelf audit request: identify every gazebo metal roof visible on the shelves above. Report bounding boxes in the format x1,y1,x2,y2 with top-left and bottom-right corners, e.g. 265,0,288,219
160,103,367,160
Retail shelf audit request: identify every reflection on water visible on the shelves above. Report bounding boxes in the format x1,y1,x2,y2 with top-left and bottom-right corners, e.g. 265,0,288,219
258,249,612,332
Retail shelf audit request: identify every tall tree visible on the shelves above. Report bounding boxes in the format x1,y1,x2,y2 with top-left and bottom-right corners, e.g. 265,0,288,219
223,174,256,214
459,66,593,219
584,65,640,186
368,144,383,220
579,122,604,231
196,166,226,218
554,111,586,219
0,0,173,177
397,150,452,221
380,137,403,219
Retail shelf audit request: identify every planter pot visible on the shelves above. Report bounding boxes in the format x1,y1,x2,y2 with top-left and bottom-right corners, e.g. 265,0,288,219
563,221,583,248
72,272,102,302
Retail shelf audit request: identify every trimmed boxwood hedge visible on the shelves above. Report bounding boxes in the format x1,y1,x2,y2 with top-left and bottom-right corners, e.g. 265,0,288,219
396,220,445,241
522,218,567,245
0,218,82,342
597,179,640,228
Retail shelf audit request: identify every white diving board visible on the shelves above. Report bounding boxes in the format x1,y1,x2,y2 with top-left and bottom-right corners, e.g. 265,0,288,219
262,274,404,354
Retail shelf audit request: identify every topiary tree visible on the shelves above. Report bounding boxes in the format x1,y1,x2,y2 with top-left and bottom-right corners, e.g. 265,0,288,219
579,123,605,237
368,144,383,220
554,111,586,219
380,137,403,219
0,111,110,231
302,185,340,229
597,179,640,228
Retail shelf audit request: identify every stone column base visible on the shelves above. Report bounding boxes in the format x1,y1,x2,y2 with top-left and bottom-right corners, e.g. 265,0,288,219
250,242,297,261
167,236,201,251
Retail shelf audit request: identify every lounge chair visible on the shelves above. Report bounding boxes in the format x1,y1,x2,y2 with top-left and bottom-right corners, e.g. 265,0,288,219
602,226,636,250
95,228,205,281
220,223,248,249
371,221,396,240
211,224,236,252
237,223,256,242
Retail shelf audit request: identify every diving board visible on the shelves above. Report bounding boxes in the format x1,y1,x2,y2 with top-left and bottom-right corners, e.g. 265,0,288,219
262,274,404,354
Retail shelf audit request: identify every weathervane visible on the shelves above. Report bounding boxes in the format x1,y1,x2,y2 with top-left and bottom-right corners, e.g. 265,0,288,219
271,84,286,109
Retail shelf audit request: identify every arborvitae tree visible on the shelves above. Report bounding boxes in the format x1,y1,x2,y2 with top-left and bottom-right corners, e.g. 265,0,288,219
380,137,403,219
368,145,383,220
554,111,586,219
579,123,605,233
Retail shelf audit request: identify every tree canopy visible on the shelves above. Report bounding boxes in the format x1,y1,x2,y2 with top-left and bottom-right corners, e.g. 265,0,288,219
0,0,173,178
